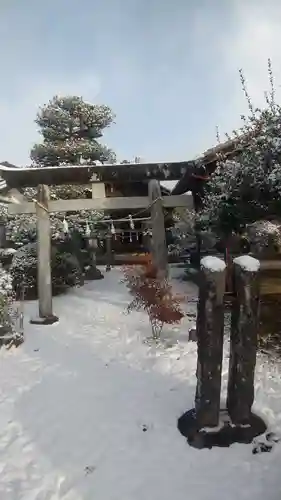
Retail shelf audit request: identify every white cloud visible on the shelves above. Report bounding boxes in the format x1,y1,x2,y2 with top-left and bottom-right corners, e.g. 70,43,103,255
196,0,281,153
1,1,281,166
0,74,101,165
222,1,281,116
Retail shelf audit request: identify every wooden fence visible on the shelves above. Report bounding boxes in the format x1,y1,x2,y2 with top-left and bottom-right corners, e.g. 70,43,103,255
225,256,281,297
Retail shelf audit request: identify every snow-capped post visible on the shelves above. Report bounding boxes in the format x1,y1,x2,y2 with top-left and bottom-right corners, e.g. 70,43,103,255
195,256,226,428
30,185,58,325
227,255,260,424
148,179,168,278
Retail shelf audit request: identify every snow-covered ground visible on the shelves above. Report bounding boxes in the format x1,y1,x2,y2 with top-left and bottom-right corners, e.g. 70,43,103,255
0,266,281,500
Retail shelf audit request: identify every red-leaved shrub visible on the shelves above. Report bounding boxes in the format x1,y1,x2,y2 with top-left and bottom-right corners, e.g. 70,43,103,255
122,260,185,339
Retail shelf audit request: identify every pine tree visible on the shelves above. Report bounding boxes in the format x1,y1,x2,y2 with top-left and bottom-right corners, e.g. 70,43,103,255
31,95,116,166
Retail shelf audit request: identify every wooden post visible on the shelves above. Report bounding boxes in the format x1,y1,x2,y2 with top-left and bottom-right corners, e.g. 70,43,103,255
148,180,167,277
106,233,112,271
195,256,226,428
227,255,260,424
192,189,202,268
0,222,6,248
30,185,58,325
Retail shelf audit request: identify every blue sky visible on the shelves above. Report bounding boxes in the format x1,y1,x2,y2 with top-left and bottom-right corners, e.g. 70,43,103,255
1,0,281,166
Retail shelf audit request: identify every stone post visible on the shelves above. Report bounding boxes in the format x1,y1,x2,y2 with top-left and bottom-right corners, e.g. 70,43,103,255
0,222,6,248
227,255,260,425
195,256,226,428
148,179,168,278
30,185,58,325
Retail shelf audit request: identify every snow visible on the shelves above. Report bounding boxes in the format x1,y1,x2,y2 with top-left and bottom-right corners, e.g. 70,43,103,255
0,266,281,500
201,255,226,272
234,255,260,272
2,248,17,255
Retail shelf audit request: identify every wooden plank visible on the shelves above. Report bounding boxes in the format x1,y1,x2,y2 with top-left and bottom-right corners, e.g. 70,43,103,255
8,197,149,214
8,201,36,214
164,194,194,209
0,161,197,188
9,188,27,203
149,180,168,278
260,278,281,295
92,182,105,198
0,187,28,204
8,194,193,215
260,260,281,271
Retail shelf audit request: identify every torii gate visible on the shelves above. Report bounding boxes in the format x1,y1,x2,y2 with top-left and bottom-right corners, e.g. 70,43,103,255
1,161,196,324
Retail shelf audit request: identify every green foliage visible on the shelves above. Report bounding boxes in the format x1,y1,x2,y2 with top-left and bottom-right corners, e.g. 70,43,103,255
11,243,38,294
0,198,103,249
0,268,15,330
246,220,281,257
10,243,83,299
122,260,184,339
30,95,116,166
52,251,83,289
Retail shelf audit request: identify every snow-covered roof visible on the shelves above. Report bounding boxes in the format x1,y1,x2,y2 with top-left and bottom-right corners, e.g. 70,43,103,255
171,129,259,195
0,179,7,192
0,162,19,193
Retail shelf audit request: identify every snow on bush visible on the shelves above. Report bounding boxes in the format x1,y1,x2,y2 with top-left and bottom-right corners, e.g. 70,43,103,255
199,60,281,237
246,220,281,255
10,243,82,299
167,244,182,258
0,185,103,248
0,267,17,334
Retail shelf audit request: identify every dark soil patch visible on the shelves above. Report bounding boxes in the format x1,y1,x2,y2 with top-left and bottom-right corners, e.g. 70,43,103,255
178,408,267,450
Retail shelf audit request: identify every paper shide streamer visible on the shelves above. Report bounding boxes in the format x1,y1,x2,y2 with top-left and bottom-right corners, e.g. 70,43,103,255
62,217,69,234
85,221,91,238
